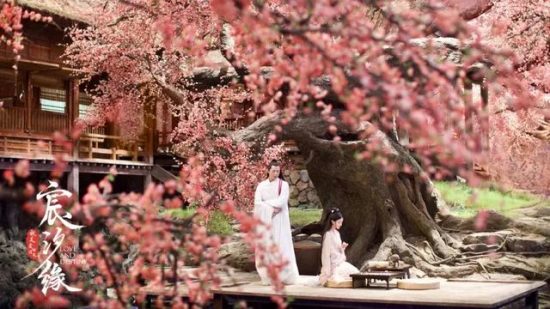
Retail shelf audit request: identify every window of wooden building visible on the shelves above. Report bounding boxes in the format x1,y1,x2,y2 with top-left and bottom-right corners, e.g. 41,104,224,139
29,73,69,133
79,92,92,118
38,87,66,114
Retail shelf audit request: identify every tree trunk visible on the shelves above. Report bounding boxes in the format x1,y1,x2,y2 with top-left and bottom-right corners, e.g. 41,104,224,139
234,112,462,273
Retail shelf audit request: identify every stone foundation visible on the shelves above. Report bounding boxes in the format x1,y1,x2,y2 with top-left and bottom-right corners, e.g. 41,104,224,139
283,169,321,208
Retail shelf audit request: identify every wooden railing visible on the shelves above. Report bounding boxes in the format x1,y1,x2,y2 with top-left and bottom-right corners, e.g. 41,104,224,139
31,110,68,133
84,126,106,135
0,133,64,158
77,133,147,163
219,116,258,131
0,107,25,131
0,123,148,163
0,132,148,163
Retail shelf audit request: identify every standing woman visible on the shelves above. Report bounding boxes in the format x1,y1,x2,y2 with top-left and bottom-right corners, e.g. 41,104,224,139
253,160,299,285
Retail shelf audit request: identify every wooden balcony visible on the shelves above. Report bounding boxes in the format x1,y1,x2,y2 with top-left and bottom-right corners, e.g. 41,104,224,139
0,131,148,164
0,132,65,159
77,133,147,163
219,114,260,131
1,107,149,164
219,118,248,131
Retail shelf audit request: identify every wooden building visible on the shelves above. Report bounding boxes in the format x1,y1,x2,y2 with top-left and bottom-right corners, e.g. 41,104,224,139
0,0,178,197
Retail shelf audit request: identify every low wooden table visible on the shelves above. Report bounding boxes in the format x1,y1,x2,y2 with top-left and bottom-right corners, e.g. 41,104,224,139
366,264,412,279
350,271,407,289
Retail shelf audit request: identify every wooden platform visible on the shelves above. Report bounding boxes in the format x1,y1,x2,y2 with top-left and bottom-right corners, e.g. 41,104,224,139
143,274,546,309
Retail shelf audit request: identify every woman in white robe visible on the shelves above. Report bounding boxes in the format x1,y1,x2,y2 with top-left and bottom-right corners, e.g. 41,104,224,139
319,208,359,286
253,161,299,285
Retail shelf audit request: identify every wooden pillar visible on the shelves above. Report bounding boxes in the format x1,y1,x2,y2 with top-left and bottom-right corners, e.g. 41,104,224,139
144,173,152,190
65,77,81,197
67,79,79,132
144,99,156,165
23,72,32,133
162,100,169,146
66,80,72,131
66,79,80,161
68,163,80,199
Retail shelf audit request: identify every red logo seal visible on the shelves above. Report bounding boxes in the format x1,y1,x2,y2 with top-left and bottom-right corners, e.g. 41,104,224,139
25,229,40,261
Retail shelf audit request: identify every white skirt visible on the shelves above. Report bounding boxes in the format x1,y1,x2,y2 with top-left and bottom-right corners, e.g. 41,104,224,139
328,261,359,283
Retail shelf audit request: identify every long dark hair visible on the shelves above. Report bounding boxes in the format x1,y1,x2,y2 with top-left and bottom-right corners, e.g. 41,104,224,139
322,208,343,235
267,160,284,180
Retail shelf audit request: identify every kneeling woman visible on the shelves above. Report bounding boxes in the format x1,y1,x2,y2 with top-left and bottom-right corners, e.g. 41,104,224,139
319,208,359,286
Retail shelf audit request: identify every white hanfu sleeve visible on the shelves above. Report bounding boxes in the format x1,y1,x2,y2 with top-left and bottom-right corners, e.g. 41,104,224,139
319,232,332,285
253,183,273,224
262,181,289,211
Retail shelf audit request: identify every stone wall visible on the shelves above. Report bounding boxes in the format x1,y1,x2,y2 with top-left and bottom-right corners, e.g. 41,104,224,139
283,169,322,208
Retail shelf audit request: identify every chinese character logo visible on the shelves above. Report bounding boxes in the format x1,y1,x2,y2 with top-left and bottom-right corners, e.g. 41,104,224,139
23,180,83,295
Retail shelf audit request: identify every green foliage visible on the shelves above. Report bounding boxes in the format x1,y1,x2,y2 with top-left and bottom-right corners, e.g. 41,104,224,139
164,206,325,234
0,240,40,308
161,208,195,219
160,208,233,236
434,181,546,218
206,210,233,236
289,207,322,227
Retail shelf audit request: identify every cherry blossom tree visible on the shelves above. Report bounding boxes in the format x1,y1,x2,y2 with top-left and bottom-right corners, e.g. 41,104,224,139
0,0,52,62
469,0,550,193
1,0,25,64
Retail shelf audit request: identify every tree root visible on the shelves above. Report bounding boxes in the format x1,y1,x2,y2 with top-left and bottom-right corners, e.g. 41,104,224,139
482,256,550,280
415,260,478,278
393,175,458,259
362,226,550,281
